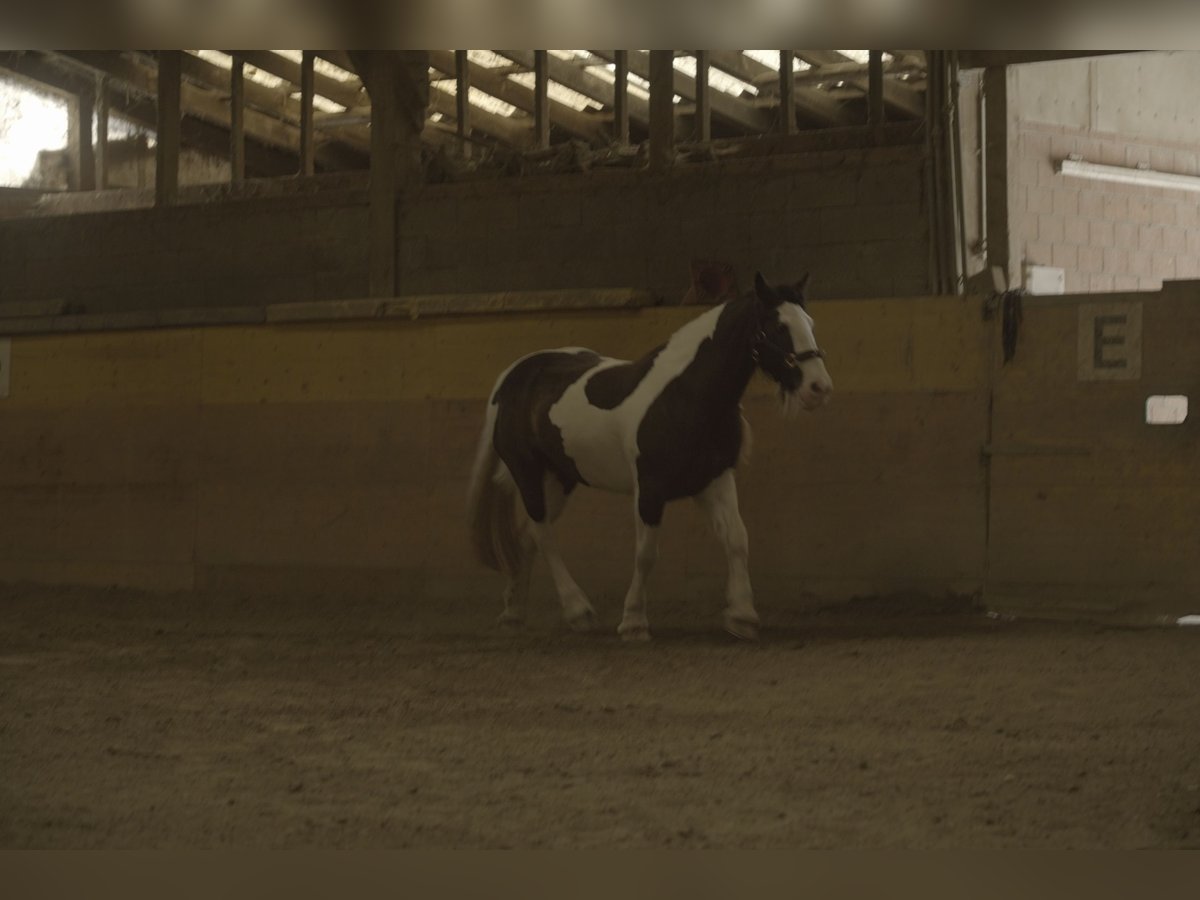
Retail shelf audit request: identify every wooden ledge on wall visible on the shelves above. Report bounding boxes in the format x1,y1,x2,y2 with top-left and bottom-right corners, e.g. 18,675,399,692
0,289,662,337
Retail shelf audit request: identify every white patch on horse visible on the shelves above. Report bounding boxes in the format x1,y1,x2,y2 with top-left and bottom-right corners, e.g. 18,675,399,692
549,305,725,494
778,301,833,411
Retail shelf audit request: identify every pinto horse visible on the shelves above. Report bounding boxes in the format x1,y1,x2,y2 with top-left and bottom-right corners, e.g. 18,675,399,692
467,272,833,641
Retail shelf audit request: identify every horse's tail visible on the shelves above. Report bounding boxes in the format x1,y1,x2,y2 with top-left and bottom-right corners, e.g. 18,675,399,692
467,398,524,575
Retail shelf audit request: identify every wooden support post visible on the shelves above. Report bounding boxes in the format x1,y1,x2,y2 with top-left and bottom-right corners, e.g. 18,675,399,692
155,50,181,206
368,52,397,298
613,50,629,145
694,50,711,142
648,50,675,170
76,85,95,191
534,50,550,149
778,49,796,135
300,50,315,175
868,49,885,131
982,65,1015,290
230,54,245,183
95,75,109,189
454,49,470,152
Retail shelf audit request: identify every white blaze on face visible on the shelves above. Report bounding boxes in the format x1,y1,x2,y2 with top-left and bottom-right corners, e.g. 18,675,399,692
777,302,833,409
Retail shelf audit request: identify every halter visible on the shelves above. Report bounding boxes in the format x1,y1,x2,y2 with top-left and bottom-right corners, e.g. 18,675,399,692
750,327,825,370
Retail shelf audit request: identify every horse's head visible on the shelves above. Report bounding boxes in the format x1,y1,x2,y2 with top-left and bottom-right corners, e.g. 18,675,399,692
751,271,833,415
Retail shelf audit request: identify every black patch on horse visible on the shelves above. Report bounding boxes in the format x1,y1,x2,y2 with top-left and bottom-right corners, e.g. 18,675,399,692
584,344,665,410
633,299,758,526
491,350,603,522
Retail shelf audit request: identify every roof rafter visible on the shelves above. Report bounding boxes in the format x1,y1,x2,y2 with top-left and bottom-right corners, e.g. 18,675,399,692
427,50,607,144
708,50,854,126
502,50,652,127
51,51,366,168
592,50,771,134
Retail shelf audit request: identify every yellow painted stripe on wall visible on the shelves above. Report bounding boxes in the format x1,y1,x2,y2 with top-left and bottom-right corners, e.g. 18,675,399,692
2,331,204,409
0,297,986,410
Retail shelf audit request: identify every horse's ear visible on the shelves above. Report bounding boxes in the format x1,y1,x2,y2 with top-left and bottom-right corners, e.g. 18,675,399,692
754,271,780,307
796,272,810,294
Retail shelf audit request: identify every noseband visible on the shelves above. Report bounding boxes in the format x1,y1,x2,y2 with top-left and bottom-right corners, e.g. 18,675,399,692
750,329,825,370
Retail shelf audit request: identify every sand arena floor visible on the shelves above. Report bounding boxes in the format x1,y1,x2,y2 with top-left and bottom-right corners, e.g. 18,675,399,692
1,585,1198,848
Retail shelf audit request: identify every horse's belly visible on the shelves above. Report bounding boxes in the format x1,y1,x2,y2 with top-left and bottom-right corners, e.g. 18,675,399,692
550,387,635,494
568,427,635,493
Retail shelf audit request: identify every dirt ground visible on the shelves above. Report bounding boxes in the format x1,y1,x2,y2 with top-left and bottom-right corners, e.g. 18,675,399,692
1,584,1198,849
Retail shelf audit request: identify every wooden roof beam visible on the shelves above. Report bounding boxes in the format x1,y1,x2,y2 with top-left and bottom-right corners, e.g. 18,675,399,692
52,51,365,169
428,50,607,144
168,51,370,153
592,50,771,133
709,50,854,126
0,52,316,177
795,50,925,119
227,50,366,109
427,86,531,147
502,50,652,126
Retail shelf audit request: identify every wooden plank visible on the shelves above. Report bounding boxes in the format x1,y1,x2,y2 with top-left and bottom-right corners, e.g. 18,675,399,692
155,50,181,206
614,50,629,144
230,55,245,183
694,50,710,141
299,50,315,176
649,50,675,170
868,50,885,129
454,49,470,148
778,50,796,135
367,52,397,299
75,83,96,191
534,50,550,149
0,299,70,318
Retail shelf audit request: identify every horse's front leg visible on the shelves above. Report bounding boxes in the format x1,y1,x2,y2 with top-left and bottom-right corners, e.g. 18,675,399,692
617,491,661,642
696,470,758,640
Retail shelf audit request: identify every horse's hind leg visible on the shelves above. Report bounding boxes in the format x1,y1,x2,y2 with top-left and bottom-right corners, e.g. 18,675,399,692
696,470,759,640
527,473,597,632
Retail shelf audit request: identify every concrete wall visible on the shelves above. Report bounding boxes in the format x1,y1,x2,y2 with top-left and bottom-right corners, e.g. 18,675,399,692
1009,52,1200,293
0,143,933,313
400,145,933,302
0,296,989,614
0,189,370,312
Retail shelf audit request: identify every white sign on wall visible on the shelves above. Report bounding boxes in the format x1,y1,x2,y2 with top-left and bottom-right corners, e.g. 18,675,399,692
0,338,9,399
1077,302,1143,381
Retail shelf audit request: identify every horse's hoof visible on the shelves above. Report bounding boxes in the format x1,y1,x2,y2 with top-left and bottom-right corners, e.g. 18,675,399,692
619,626,651,643
496,613,525,631
566,607,598,633
722,614,760,641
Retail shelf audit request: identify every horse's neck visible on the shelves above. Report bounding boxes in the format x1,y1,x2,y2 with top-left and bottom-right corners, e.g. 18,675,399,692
677,298,758,412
